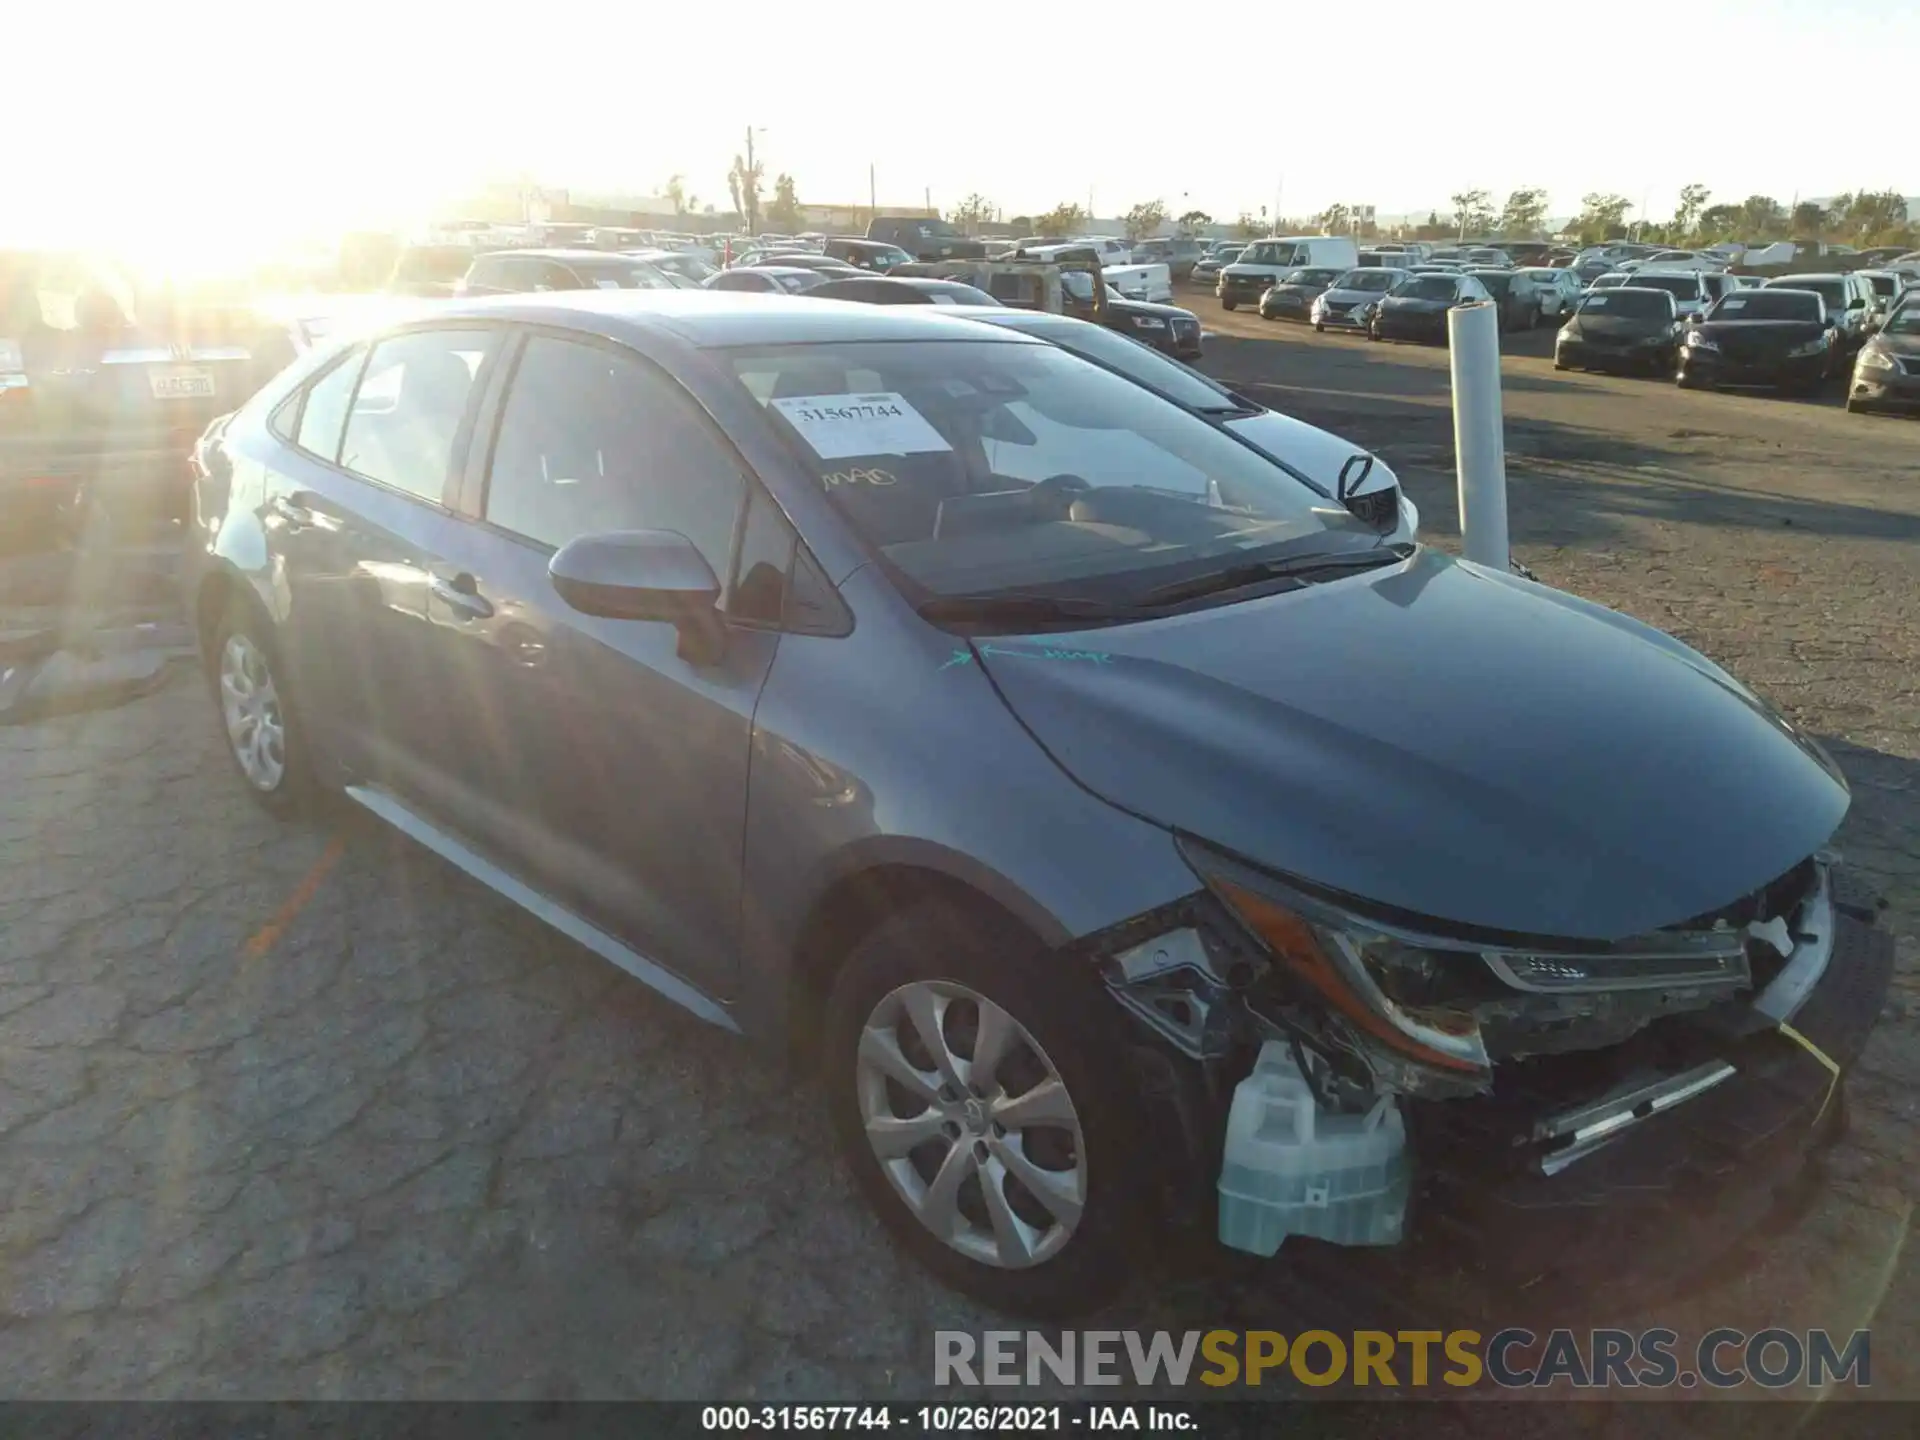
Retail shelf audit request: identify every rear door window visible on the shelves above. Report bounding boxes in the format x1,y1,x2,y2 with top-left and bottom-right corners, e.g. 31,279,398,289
294,347,366,463
338,329,496,501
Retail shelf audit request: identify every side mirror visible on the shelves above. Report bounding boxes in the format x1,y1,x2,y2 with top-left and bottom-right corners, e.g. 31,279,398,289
1336,453,1400,531
549,529,726,665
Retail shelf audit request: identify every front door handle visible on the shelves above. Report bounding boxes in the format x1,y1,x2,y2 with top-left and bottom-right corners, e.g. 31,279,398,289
267,494,317,531
430,572,495,620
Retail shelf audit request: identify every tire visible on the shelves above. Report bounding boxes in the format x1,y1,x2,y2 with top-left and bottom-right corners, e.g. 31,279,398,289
1220,300,1237,312
1553,360,1568,371
1675,371,1701,390
1313,322,1325,333
1845,395,1863,414
208,601,319,819
822,899,1148,1318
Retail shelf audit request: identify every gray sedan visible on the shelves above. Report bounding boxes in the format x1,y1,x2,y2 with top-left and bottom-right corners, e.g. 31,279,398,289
184,292,1891,1316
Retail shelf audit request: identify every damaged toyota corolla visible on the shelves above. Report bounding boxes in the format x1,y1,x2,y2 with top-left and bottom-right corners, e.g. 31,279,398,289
188,293,1894,1319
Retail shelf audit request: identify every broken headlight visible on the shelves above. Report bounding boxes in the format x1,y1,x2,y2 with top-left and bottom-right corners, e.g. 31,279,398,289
1180,840,1493,1081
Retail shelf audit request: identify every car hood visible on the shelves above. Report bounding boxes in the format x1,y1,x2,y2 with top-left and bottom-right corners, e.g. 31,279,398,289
1322,288,1388,304
1567,314,1671,338
1382,296,1452,314
977,548,1847,941
1693,319,1827,345
1105,298,1196,323
1868,331,1920,358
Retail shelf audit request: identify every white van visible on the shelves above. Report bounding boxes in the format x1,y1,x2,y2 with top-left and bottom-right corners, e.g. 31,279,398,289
1218,236,1361,310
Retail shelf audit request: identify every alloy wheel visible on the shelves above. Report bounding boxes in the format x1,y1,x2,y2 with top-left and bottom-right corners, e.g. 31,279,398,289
854,979,1087,1269
219,633,287,792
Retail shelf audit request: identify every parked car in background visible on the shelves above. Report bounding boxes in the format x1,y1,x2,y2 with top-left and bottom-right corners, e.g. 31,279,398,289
1464,248,1512,268
1762,273,1878,358
387,244,482,298
1057,272,1204,359
804,277,1001,307
1311,268,1409,332
2,250,299,537
188,288,1888,1318
1368,241,1431,264
1626,269,1713,321
865,215,989,262
1643,249,1727,272
1498,241,1555,266
1855,270,1907,312
1678,287,1839,395
1847,298,1920,415
1468,269,1542,331
1218,237,1360,311
1133,237,1206,280
1586,272,1635,293
459,250,677,296
622,249,719,286
703,266,828,294
823,238,915,273
1369,272,1494,343
1191,247,1243,284
945,307,1417,542
743,254,867,278
1257,267,1345,322
1071,236,1135,268
1521,267,1585,320
1554,286,1683,376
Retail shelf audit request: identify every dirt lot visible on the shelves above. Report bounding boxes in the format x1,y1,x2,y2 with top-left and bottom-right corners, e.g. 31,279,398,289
0,296,1915,1412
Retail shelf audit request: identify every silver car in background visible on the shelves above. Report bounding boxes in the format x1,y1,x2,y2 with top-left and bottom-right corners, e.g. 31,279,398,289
1310,267,1409,332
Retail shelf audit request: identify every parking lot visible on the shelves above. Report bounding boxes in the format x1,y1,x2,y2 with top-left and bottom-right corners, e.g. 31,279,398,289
1,289,1917,1407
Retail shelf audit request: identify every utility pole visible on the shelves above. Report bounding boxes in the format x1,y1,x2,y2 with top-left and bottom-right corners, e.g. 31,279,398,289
744,126,760,233
925,185,931,217
869,163,876,217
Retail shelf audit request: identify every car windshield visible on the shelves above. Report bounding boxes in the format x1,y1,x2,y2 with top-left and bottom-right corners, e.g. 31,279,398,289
1205,249,1242,264
1335,270,1399,292
774,271,826,293
921,283,1000,306
1633,274,1702,299
720,340,1345,600
1883,306,1920,335
1769,278,1843,308
1591,274,1630,289
1240,242,1303,266
1578,290,1671,319
1715,290,1822,321
1396,276,1458,300
1475,273,1512,296
1864,274,1897,296
1281,269,1342,286
580,263,673,290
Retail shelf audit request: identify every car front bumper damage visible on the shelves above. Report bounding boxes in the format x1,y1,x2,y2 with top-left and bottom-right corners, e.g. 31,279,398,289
1087,850,1894,1292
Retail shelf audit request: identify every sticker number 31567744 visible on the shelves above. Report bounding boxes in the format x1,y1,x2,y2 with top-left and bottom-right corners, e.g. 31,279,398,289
769,392,954,460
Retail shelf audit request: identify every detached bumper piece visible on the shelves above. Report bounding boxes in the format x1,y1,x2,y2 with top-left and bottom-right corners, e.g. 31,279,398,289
1412,912,1893,1293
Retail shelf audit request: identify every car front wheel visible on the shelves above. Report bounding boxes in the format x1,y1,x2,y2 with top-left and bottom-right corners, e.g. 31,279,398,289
1220,299,1237,311
823,900,1145,1317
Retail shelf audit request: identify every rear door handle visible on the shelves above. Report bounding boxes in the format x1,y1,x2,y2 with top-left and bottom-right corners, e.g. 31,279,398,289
430,572,495,620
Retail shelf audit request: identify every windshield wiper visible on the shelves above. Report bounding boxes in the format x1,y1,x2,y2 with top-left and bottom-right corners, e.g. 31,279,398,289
915,592,1144,626
1137,543,1414,607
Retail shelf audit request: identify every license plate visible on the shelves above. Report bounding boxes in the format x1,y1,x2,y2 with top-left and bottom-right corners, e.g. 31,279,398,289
149,367,215,400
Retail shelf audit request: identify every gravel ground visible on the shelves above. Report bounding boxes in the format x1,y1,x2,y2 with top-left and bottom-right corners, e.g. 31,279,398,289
0,305,1914,1412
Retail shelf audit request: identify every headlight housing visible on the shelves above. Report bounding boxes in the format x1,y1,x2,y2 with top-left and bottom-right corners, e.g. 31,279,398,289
1857,346,1895,371
1131,315,1168,330
1685,331,1719,350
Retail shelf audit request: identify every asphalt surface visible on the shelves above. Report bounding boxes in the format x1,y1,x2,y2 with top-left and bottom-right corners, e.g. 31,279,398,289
0,295,1916,1410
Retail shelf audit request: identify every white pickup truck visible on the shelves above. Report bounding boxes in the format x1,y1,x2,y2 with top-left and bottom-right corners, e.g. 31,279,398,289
1015,241,1174,303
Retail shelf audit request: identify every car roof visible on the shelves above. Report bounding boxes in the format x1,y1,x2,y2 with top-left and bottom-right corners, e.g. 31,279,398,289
417,289,1042,348
1768,272,1845,283
480,248,650,263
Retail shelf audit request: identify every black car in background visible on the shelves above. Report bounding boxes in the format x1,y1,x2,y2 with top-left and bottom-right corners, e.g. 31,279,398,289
864,215,988,262
1678,288,1839,394
1555,287,1682,376
1133,236,1206,280
1369,272,1493,344
1191,247,1242,285
1762,273,1877,358
1257,267,1344,322
459,250,678,296
804,277,1001,306
1058,271,1204,359
702,267,828,295
1468,269,1542,331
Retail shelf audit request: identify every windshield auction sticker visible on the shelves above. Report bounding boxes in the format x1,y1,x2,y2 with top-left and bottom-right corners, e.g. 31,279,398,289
770,392,952,459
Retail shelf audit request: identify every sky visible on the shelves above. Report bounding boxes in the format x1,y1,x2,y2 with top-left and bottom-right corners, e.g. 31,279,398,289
5,0,1914,271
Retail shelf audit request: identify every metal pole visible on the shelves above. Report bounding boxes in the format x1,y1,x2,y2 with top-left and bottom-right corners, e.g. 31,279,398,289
869,163,876,215
1448,301,1510,571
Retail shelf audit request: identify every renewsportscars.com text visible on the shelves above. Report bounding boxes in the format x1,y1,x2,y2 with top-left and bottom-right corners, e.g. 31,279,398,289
934,1328,1871,1390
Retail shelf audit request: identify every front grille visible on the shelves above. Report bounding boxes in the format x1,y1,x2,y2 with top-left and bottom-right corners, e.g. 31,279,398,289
1900,356,1920,375
1678,856,1819,934
1325,300,1355,313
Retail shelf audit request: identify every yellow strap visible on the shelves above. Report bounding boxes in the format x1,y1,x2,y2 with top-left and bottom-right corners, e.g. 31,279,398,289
1778,1021,1843,1128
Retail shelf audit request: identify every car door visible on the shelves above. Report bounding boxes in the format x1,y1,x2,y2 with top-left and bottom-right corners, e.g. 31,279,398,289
268,326,504,790
418,327,783,996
